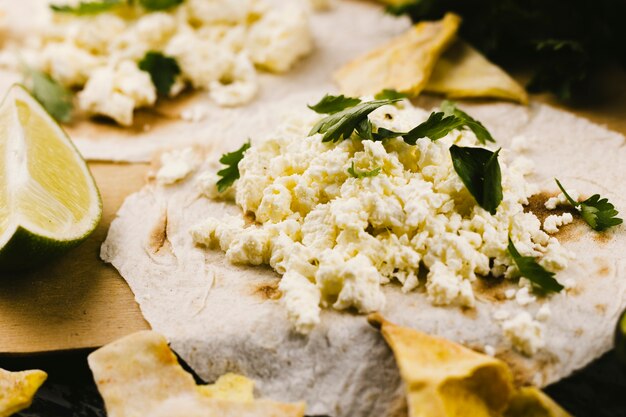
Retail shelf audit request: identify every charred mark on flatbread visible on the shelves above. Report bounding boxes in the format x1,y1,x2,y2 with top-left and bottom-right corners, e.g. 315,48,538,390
525,192,584,240
148,211,169,254
255,280,282,301
595,304,607,315
498,350,558,387
595,257,612,277
474,274,508,302
593,230,612,245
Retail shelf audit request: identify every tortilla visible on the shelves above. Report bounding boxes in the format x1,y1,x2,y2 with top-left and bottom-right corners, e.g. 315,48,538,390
0,0,411,162
101,100,626,416
87,330,306,417
334,13,460,97
0,368,47,417
505,387,572,417
425,40,528,104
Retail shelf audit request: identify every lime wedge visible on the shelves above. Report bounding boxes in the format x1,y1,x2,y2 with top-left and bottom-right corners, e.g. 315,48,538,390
0,84,101,271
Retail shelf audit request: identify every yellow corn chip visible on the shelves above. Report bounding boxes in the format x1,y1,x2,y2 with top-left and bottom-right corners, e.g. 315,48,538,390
0,368,47,417
198,373,255,403
88,331,305,417
334,13,461,97
368,313,514,417
425,40,528,104
505,387,572,417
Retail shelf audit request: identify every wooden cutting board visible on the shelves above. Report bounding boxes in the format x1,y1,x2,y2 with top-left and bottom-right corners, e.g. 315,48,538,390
0,71,625,355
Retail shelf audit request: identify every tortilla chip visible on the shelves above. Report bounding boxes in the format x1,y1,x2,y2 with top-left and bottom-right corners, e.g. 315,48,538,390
334,13,461,97
505,387,572,417
368,313,514,417
425,40,528,104
0,368,47,417
88,331,305,417
197,373,255,402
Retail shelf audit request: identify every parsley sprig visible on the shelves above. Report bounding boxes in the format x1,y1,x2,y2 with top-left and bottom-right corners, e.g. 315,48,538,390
555,179,623,231
308,94,362,114
508,238,564,293
138,52,181,96
347,162,381,179
216,141,251,193
374,89,410,100
450,145,502,214
25,69,74,123
308,99,399,143
51,0,182,14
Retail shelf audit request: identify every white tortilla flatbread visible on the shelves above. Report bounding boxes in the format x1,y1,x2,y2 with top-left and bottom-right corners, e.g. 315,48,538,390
0,0,410,162
102,100,626,417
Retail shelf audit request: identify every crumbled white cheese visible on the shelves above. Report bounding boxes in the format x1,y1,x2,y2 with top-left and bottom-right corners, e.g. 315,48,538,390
543,212,574,234
502,312,545,356
515,286,536,306
484,345,496,357
21,0,313,124
156,147,200,185
535,304,552,322
545,189,579,210
180,105,209,123
493,309,510,321
504,288,516,299
193,100,569,334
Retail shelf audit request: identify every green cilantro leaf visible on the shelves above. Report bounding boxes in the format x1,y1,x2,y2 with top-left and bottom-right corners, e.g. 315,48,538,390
374,89,410,100
449,145,502,214
403,111,465,144
26,69,74,123
347,162,381,179
138,52,181,96
508,238,564,293
50,0,123,14
555,179,623,231
441,100,494,144
308,99,398,143
137,0,183,11
216,141,251,193
308,94,361,114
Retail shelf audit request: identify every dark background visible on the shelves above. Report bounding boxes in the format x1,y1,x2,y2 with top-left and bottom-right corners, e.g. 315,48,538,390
1,348,625,417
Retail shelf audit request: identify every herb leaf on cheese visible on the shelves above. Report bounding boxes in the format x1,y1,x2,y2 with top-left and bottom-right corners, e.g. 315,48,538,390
403,111,465,144
441,101,494,144
374,89,410,100
138,52,181,96
308,99,398,143
347,162,381,179
555,179,623,231
50,0,123,14
138,0,184,11
216,141,251,193
26,69,74,123
508,238,564,293
449,145,502,214
308,94,362,114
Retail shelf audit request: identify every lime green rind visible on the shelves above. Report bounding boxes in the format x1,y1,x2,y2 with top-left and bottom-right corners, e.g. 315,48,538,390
615,309,626,367
0,227,86,272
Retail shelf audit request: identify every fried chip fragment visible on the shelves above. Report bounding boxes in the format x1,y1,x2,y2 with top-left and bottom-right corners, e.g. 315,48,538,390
0,368,47,417
88,331,305,417
425,40,528,104
334,13,461,97
368,313,514,417
504,387,572,417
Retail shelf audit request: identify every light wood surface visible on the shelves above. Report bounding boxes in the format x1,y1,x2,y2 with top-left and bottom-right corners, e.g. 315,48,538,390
0,163,151,355
0,71,624,355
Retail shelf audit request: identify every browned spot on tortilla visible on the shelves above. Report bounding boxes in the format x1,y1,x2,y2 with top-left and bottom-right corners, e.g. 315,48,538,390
255,281,282,301
461,306,478,319
595,304,607,315
593,231,612,245
497,350,558,387
148,211,168,254
567,284,583,297
574,328,584,337
524,193,584,241
474,275,507,302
